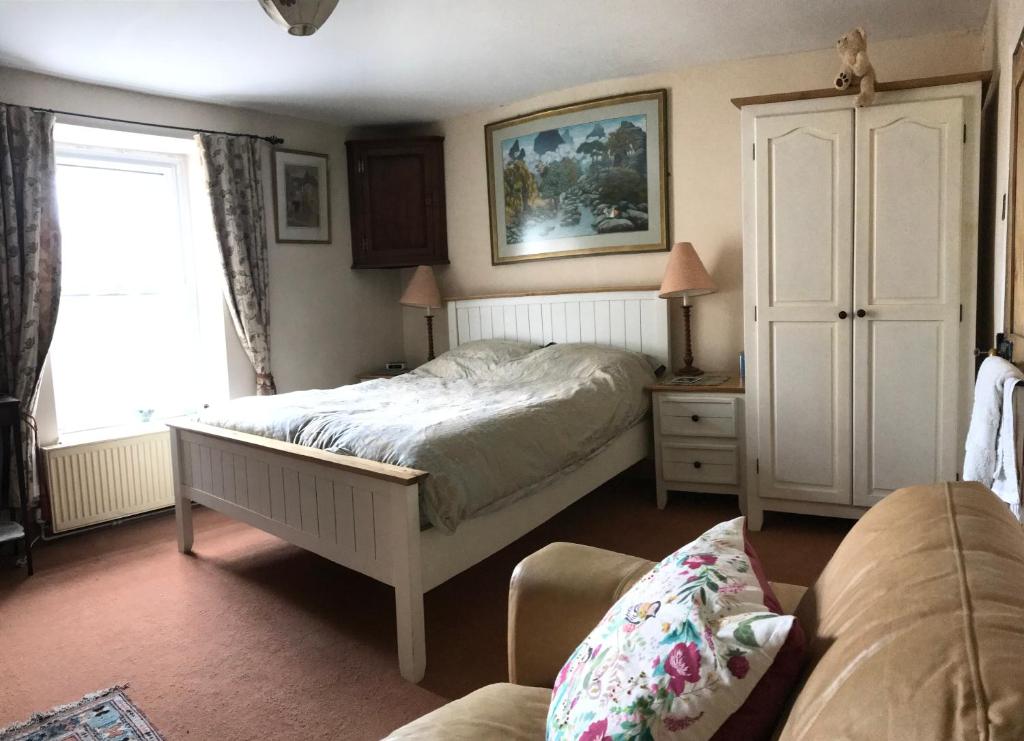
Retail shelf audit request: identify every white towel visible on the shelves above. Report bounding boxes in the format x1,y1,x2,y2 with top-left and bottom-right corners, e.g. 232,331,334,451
964,355,1024,518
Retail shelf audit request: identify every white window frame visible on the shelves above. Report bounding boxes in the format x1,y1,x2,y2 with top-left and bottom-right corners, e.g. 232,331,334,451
35,123,241,445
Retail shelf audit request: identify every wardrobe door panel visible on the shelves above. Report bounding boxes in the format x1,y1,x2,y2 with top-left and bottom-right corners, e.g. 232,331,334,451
754,110,854,504
853,98,964,507
770,133,838,305
769,322,843,492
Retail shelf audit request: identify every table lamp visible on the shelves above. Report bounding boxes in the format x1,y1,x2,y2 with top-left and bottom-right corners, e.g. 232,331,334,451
659,242,717,376
400,266,443,360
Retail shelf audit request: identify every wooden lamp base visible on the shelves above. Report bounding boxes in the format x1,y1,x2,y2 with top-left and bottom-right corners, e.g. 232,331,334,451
677,303,704,377
425,314,435,360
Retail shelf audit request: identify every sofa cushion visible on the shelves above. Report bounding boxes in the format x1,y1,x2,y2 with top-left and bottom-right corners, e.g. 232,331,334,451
384,683,549,740
712,530,808,741
769,582,806,616
779,482,1024,740
547,517,801,740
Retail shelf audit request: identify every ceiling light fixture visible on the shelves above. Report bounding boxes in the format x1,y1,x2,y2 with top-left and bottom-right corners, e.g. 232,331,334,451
258,0,339,36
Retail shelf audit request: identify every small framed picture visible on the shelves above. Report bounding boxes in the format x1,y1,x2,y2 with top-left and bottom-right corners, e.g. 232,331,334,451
272,149,331,243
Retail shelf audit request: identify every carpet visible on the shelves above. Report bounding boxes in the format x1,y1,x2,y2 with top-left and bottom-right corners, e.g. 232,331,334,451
0,686,162,741
0,473,853,739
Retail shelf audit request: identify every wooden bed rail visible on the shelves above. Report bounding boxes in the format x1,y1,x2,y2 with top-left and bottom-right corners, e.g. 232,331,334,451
167,420,428,485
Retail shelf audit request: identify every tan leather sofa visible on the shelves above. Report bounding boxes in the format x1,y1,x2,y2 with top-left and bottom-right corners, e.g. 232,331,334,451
387,482,1024,739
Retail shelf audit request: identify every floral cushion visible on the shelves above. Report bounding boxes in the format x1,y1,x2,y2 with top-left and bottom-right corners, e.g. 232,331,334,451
546,517,799,740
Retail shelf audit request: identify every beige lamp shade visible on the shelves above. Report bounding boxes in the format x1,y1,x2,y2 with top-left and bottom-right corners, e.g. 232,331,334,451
659,242,717,298
400,265,443,312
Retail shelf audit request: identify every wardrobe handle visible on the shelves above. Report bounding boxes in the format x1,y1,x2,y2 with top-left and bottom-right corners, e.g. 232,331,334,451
691,414,700,422
856,309,867,318
838,310,848,319
693,461,702,469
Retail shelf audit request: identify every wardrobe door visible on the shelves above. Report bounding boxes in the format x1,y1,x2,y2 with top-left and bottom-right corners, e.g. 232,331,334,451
852,98,964,507
753,110,854,504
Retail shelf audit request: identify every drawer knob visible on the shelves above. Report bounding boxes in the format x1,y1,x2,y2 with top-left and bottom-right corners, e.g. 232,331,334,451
691,414,701,422
693,461,702,469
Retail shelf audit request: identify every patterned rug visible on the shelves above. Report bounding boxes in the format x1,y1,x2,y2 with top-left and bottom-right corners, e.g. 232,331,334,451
0,686,163,741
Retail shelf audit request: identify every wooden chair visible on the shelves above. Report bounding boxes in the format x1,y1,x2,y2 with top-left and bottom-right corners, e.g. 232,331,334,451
0,396,32,576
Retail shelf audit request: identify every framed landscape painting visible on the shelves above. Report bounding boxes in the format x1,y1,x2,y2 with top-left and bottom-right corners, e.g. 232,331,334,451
272,149,331,243
485,89,668,265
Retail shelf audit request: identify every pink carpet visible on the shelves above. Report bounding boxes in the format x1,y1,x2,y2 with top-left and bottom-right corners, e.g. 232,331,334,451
0,473,851,739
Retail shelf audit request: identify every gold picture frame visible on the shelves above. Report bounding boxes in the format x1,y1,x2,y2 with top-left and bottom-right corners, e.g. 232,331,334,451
485,89,669,265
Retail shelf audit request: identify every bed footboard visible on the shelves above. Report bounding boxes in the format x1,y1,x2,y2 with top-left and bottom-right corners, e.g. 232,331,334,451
168,421,429,682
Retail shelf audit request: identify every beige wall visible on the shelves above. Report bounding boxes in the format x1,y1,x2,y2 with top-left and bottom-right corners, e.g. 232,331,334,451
403,30,988,370
0,67,404,438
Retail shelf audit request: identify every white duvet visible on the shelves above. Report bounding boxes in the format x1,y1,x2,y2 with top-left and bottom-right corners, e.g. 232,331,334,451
198,341,655,532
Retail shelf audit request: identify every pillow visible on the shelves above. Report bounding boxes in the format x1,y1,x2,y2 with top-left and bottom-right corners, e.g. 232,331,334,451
546,517,804,741
438,339,537,364
513,343,657,382
414,340,537,380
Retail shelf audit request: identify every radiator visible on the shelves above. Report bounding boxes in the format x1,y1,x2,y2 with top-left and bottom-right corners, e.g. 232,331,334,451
43,430,174,533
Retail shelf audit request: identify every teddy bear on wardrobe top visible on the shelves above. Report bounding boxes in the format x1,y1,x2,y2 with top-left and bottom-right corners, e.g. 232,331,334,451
834,27,877,107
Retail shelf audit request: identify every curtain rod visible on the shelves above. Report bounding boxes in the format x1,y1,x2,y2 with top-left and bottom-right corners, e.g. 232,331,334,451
3,100,284,146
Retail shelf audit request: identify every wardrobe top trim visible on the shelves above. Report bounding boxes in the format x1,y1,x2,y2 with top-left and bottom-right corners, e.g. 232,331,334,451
731,71,991,110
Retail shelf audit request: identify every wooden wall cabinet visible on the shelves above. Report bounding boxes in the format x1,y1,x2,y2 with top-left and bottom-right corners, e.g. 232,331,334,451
346,136,449,269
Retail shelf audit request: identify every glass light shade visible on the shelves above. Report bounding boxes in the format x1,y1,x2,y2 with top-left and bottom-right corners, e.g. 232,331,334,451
258,0,340,36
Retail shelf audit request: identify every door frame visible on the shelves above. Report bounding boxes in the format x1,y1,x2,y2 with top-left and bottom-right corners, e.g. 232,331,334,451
1003,25,1024,361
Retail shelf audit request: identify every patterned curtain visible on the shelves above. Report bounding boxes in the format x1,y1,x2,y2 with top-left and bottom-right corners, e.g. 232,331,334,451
0,105,62,506
195,134,276,395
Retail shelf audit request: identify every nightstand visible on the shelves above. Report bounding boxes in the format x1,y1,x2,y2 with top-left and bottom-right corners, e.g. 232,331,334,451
356,368,411,382
648,376,745,511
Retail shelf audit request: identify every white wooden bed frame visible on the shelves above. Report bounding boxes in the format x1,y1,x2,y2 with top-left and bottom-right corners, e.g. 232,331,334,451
169,289,668,682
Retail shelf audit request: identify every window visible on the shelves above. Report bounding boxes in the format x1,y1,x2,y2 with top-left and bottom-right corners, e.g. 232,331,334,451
47,125,226,437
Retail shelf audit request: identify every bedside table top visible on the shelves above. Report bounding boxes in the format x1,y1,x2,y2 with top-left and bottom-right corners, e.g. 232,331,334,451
357,369,411,381
646,375,744,394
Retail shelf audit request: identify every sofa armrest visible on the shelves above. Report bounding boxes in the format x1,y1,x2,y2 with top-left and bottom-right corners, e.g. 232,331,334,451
507,542,653,687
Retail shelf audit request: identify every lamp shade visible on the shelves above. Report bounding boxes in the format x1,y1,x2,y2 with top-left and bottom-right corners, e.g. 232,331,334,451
658,242,717,298
400,266,443,311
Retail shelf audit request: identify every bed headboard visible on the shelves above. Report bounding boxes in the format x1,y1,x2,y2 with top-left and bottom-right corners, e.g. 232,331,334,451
446,289,670,369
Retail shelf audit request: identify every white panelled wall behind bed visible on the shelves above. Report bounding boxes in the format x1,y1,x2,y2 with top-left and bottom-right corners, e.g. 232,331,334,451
169,289,668,683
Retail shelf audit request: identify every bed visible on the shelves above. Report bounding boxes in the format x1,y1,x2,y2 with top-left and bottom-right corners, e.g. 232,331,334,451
168,289,668,682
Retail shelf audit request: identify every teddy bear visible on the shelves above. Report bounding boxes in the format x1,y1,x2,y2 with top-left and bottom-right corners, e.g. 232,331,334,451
834,27,876,107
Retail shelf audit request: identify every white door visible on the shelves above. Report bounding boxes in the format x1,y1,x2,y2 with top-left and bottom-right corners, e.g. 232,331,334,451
754,109,855,504
852,98,964,506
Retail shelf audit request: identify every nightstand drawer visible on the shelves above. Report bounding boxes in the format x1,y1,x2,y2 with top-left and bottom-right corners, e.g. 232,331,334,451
659,397,736,438
662,443,738,485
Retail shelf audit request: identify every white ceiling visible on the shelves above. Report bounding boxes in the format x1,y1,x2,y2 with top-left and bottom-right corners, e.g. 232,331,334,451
0,0,990,127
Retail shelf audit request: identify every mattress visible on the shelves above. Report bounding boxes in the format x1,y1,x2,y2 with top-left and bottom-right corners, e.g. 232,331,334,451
198,342,656,532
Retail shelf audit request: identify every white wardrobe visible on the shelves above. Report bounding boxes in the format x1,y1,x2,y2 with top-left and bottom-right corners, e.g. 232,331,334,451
740,81,981,529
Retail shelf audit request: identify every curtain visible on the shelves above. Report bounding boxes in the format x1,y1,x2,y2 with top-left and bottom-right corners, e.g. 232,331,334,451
0,105,62,507
195,134,276,395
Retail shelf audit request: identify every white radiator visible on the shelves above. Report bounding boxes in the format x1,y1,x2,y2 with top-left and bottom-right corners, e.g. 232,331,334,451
43,430,174,533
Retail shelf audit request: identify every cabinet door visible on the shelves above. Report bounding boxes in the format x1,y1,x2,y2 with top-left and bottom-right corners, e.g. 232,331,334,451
852,98,964,506
349,139,448,268
753,109,855,504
